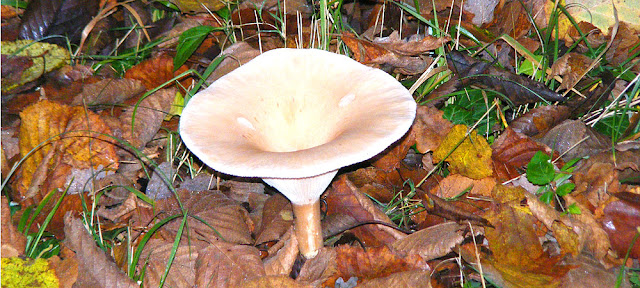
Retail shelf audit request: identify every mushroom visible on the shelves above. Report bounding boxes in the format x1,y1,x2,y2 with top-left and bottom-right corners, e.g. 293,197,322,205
179,48,416,258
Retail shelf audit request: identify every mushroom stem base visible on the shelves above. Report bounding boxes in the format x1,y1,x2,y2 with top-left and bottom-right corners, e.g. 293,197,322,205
292,200,323,259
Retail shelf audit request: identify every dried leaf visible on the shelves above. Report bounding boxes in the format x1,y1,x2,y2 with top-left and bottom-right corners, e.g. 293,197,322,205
463,0,500,26
430,174,495,198
158,189,254,244
372,31,450,56
48,255,79,288
564,195,613,264
18,0,98,44
1,196,26,258
331,245,429,286
370,129,415,172
413,105,454,153
124,52,191,90
264,227,298,276
141,239,205,287
491,127,556,181
325,176,406,247
432,124,493,179
206,41,261,83
242,275,312,288
540,119,611,161
16,100,118,202
195,241,265,287
558,254,630,288
255,193,293,245
509,105,571,137
64,213,138,288
550,52,594,91
392,222,468,261
297,248,338,286
358,270,431,288
170,0,228,13
71,78,146,106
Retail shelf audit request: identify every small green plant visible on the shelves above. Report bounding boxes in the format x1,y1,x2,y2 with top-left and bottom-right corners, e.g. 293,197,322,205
526,151,581,214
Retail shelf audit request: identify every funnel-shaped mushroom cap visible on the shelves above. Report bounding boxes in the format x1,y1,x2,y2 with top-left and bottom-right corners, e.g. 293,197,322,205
180,48,416,204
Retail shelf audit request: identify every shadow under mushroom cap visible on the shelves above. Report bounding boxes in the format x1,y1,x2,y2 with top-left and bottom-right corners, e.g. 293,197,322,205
179,48,416,179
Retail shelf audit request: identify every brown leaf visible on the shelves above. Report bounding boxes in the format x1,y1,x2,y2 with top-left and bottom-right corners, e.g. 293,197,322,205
392,222,469,261
206,41,261,83
331,245,429,285
48,255,78,288
540,119,611,161
413,105,453,153
430,174,495,198
64,213,138,288
325,176,406,247
124,52,192,90
491,127,556,181
1,196,26,258
242,275,312,287
141,239,206,287
71,78,146,106
601,199,640,258
195,241,266,287
157,189,254,245
564,195,613,265
373,31,450,56
550,52,594,91
255,193,294,245
264,227,298,276
342,32,432,75
358,270,431,288
370,129,415,172
483,185,572,286
509,105,572,137
297,247,338,286
558,254,630,288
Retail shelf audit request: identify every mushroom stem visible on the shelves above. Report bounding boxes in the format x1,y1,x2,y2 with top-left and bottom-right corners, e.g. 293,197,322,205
292,200,323,258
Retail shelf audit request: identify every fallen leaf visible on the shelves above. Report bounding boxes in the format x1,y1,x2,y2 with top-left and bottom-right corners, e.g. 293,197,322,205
330,245,429,286
141,239,206,287
540,119,611,161
564,195,614,265
432,124,493,179
1,40,70,93
170,0,228,13
325,176,407,247
550,52,595,91
370,129,415,172
242,275,312,287
463,0,500,26
491,127,557,181
297,247,338,286
1,196,26,258
413,105,454,153
558,254,631,288
264,227,298,276
64,213,138,288
358,270,431,288
372,31,450,56
124,52,193,90
600,199,640,258
255,193,294,245
509,104,571,137
206,41,261,83
195,240,266,287
70,78,146,106
48,254,79,288
392,222,469,261
430,174,495,198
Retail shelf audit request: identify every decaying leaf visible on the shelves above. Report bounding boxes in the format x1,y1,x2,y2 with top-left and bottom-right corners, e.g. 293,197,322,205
432,124,493,179
540,119,611,161
330,245,429,286
242,275,312,287
264,227,298,276
70,78,146,106
195,240,266,287
1,40,70,93
550,52,594,91
297,248,338,286
413,105,454,153
372,31,450,56
141,239,206,287
206,41,261,83
124,52,193,90
600,198,640,258
16,100,118,201
64,213,138,288
492,127,556,181
392,222,469,261
325,176,407,247
358,270,431,288
1,196,26,258
508,105,572,137
255,193,294,245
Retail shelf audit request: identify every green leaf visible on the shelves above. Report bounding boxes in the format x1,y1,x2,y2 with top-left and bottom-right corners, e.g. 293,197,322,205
556,182,575,196
527,151,555,185
566,203,581,215
174,26,221,70
540,189,554,204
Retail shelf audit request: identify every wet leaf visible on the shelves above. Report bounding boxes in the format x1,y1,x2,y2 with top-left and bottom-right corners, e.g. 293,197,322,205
601,199,640,258
491,127,556,181
432,124,493,179
18,0,98,44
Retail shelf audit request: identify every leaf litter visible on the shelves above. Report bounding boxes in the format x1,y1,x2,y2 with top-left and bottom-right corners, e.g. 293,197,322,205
1,0,639,287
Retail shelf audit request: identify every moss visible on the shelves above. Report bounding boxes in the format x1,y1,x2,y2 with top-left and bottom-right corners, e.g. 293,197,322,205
1,257,59,288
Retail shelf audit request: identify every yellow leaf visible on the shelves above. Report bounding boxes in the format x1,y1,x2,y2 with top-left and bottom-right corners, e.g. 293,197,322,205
432,124,492,179
1,40,69,93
